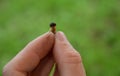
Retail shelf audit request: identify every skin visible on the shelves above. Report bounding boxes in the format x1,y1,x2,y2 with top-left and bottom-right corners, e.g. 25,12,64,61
3,31,86,76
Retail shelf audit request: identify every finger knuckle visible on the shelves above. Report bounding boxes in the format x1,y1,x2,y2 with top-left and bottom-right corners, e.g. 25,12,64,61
63,51,82,64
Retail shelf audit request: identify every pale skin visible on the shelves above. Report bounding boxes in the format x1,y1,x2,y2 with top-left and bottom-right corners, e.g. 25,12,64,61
3,31,86,76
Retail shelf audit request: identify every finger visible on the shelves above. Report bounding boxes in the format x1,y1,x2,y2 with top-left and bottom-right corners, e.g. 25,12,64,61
53,31,86,76
3,32,55,76
30,52,54,76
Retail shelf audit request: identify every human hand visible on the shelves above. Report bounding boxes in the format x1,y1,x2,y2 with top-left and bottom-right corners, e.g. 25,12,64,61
3,31,86,76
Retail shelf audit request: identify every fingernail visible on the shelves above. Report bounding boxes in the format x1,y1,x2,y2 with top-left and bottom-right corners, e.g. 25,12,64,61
56,31,67,41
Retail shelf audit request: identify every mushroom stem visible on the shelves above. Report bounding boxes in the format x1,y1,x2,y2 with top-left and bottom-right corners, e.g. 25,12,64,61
50,22,56,34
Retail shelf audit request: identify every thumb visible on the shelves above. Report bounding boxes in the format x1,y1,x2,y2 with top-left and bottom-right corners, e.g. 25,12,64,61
53,31,86,76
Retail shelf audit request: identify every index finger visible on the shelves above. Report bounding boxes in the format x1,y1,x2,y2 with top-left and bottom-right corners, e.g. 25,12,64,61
3,32,55,75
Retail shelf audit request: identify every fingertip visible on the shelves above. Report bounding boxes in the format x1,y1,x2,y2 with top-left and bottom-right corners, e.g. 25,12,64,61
48,31,55,36
55,31,67,41
56,31,64,37
46,31,55,38
28,32,55,48
41,32,55,42
48,32,55,46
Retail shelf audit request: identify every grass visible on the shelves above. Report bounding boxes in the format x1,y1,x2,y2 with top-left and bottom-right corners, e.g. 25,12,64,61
0,0,120,76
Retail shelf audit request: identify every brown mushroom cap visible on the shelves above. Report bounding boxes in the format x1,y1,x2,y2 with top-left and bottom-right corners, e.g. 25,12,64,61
50,22,56,27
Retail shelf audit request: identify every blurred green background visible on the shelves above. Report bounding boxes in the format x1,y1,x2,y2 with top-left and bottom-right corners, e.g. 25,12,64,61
0,0,120,76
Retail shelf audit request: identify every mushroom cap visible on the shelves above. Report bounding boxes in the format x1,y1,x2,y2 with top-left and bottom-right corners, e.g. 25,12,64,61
50,22,56,27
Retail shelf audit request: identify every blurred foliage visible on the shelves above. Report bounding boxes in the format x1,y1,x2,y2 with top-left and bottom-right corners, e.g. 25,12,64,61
0,0,120,76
